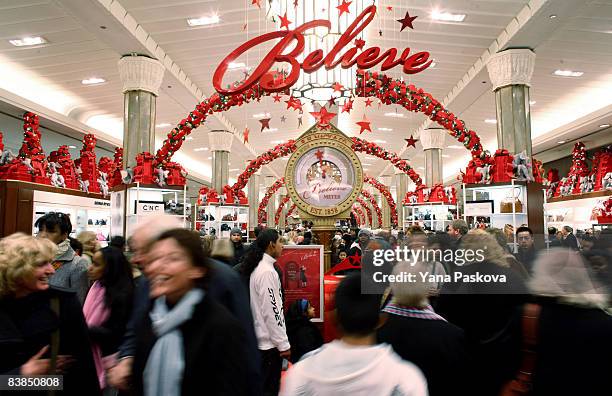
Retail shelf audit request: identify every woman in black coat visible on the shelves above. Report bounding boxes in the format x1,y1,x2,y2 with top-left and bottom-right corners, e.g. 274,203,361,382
132,229,249,396
0,233,100,395
285,299,323,363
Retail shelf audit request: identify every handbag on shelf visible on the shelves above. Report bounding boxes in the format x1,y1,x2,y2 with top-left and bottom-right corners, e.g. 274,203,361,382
500,187,523,213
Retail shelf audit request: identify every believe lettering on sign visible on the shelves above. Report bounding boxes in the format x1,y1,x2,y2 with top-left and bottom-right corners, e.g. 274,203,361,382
213,5,432,95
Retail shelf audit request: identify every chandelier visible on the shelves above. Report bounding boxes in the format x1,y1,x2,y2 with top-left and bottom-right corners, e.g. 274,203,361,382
268,0,367,103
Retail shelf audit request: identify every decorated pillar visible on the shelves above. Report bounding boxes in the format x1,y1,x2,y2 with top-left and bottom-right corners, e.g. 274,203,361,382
395,170,408,228
248,172,261,232
265,176,275,228
380,176,392,229
486,48,536,156
118,55,165,168
421,128,446,186
208,130,233,193
278,187,287,229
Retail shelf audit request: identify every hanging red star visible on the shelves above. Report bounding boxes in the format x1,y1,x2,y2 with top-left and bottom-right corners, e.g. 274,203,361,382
379,29,383,36
285,96,303,112
354,38,365,49
278,12,292,29
272,93,282,102
356,115,372,134
251,0,261,9
259,118,271,132
386,6,393,11
280,115,286,123
331,82,344,92
336,0,352,16
298,116,303,127
364,98,373,107
293,0,298,7
310,107,336,127
242,23,248,31
341,98,354,113
397,12,417,31
327,96,337,106
405,135,418,148
243,127,250,143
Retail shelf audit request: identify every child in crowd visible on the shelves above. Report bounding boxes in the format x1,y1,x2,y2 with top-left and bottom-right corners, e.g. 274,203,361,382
280,274,427,395
285,299,323,363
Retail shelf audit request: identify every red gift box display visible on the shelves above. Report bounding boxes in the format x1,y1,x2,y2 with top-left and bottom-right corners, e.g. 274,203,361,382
133,152,155,185
165,162,187,186
78,134,100,193
428,184,446,203
490,149,514,183
198,186,220,205
223,185,235,204
48,146,79,190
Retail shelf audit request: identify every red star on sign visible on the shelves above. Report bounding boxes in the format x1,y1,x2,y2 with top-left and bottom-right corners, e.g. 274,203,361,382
364,98,373,107
278,12,292,29
331,82,344,92
285,96,303,112
356,115,372,134
354,38,365,49
336,0,352,16
272,93,282,102
310,106,336,127
397,11,417,31
259,118,271,132
341,98,354,113
405,135,418,148
243,127,250,143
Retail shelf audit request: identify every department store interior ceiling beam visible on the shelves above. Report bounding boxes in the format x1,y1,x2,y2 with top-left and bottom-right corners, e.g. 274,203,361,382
380,0,589,179
54,0,280,179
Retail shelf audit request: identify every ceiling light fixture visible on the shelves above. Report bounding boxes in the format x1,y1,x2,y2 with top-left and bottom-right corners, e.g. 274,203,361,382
429,61,437,68
599,124,610,128
252,113,271,119
207,156,212,160
442,154,451,158
377,127,393,131
557,140,566,144
155,123,171,128
9,36,47,46
81,77,106,85
529,100,536,105
186,137,194,141
228,62,246,70
271,139,284,144
229,169,240,172
549,14,557,19
485,119,497,124
431,10,466,22
553,69,584,77
187,14,220,26
373,139,387,144
68,145,77,149
194,147,207,152
447,145,464,149
384,112,404,118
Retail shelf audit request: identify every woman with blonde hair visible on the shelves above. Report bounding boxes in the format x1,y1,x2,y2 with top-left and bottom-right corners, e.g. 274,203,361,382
436,228,529,396
77,230,99,265
0,233,100,394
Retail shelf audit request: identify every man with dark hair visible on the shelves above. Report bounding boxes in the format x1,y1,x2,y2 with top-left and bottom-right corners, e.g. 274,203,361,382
561,225,579,250
231,227,248,266
548,226,562,247
281,274,427,395
514,226,537,274
35,212,89,304
448,219,468,241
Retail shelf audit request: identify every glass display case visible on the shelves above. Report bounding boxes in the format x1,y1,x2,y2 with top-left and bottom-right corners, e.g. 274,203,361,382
403,202,458,232
194,204,249,239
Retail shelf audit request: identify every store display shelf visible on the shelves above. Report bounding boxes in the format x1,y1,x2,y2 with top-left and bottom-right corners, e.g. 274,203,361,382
464,181,527,190
127,214,186,218
112,183,185,192
403,202,455,207
547,189,612,203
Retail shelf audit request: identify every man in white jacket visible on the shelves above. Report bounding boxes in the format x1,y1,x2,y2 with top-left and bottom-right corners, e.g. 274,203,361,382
249,229,291,396
281,274,428,396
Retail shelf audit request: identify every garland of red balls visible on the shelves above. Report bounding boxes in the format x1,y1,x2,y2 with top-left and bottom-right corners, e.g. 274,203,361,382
356,70,490,163
364,175,398,227
360,189,382,228
274,196,292,225
285,203,297,223
353,205,366,226
352,137,423,186
233,141,296,192
356,197,373,226
258,178,285,225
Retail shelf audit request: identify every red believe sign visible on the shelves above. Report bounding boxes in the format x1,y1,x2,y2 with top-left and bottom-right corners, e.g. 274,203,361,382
213,5,432,95
276,245,324,322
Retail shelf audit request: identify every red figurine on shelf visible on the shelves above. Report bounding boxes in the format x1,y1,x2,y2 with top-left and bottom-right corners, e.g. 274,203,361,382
49,146,79,189
110,147,124,188
78,134,100,193
222,185,235,204
490,149,514,183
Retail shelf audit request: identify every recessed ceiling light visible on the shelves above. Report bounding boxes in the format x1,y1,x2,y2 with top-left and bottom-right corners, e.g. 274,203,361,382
417,166,425,170
229,169,240,172
529,100,536,105
557,140,566,144
447,145,464,149
549,14,557,19
9,36,47,46
68,145,77,149
187,14,220,26
431,11,466,22
81,77,106,85
384,112,404,118
373,139,387,144
485,119,497,124
599,124,610,128
442,154,451,158
207,156,212,160
377,127,393,132
265,128,279,132
271,140,284,144
194,147,207,152
252,113,271,119
362,163,372,166
155,123,171,128
228,62,246,70
553,69,584,77
429,61,437,68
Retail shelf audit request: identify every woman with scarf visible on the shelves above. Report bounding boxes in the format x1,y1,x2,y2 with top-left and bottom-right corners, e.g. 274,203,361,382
0,233,100,395
377,261,470,396
132,229,249,396
83,246,134,392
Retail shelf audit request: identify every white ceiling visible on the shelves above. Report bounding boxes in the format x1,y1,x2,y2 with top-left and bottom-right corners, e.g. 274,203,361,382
0,0,610,188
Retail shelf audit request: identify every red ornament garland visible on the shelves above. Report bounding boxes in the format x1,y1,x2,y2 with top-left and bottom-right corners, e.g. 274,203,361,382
274,195,292,225
356,197,373,226
233,142,296,193
364,175,398,227
361,189,382,228
285,203,297,223
258,178,285,225
356,70,490,163
353,204,366,226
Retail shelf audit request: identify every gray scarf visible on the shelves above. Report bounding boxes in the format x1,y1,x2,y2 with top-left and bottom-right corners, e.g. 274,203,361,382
143,288,204,396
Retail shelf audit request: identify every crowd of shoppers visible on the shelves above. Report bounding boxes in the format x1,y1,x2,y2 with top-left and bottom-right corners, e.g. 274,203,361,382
0,211,610,395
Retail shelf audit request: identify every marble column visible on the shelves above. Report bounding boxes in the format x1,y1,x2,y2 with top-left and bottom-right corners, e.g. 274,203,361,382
395,171,408,229
208,130,233,194
118,55,165,168
264,176,276,228
248,172,261,232
486,49,536,156
421,128,446,186
278,187,287,230
380,176,392,229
